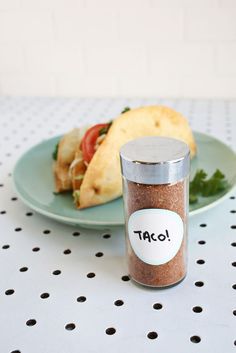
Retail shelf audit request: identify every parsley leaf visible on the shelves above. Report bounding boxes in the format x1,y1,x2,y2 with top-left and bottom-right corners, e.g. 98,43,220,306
52,143,59,160
190,169,207,195
99,126,109,136
98,121,112,136
201,169,227,197
189,169,229,204
121,107,130,114
189,194,198,204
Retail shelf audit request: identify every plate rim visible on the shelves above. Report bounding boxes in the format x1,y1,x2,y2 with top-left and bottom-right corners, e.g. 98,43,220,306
13,131,236,226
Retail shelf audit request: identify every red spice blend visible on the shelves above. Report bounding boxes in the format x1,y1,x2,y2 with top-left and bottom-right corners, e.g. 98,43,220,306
125,180,187,287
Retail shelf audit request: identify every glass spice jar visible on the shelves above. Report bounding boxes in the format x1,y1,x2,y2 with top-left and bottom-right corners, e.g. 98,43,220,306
120,136,190,287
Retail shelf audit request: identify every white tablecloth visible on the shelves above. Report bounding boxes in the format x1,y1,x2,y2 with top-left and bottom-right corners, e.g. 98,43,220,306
0,97,236,353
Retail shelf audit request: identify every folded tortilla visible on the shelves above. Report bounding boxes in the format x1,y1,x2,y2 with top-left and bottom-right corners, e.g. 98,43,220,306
78,106,196,209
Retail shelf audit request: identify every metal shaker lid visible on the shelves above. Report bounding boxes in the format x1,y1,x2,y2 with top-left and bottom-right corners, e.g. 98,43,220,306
119,136,190,184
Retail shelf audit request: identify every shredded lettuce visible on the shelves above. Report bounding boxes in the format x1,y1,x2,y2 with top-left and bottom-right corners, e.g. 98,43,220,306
74,175,84,181
73,190,80,203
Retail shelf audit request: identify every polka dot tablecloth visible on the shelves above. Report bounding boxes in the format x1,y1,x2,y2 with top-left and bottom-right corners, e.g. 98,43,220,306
0,97,236,353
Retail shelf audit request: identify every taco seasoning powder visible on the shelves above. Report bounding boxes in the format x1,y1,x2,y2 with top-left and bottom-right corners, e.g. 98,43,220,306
120,136,190,287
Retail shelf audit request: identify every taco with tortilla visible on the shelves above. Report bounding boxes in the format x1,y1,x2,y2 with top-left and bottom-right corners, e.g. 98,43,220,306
53,106,196,208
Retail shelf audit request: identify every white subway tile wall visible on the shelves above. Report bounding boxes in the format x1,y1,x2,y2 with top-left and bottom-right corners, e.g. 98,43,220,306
0,0,235,97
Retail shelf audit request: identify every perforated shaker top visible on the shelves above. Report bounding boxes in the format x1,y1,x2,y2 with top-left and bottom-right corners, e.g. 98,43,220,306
120,136,190,184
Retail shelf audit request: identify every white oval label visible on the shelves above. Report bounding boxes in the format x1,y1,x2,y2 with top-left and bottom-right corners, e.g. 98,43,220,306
128,209,184,265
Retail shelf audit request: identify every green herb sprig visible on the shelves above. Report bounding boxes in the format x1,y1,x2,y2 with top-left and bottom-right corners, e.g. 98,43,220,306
121,107,130,114
190,169,229,204
98,121,113,136
52,143,59,160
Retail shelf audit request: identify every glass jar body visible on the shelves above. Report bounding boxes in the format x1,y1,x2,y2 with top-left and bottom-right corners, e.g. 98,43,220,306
122,177,189,288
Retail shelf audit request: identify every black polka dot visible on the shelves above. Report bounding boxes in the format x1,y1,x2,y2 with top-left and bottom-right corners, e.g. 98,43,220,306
65,323,76,331
72,231,80,236
232,284,236,290
103,234,111,239
196,259,205,265
87,272,95,278
230,210,236,213
77,296,86,302
231,242,236,247
231,225,236,229
198,240,206,245
53,270,61,275
147,331,158,339
0,184,3,187
190,335,201,343
95,252,104,257
64,249,71,255
26,319,36,326
153,303,163,310
43,229,51,234
40,293,50,299
32,247,40,252
233,310,236,316
11,197,18,201
114,300,124,306
14,227,22,232
232,262,236,267
26,212,33,216
234,340,236,346
0,210,6,214
5,289,14,295
195,281,204,287
230,196,235,199
200,224,207,227
122,275,130,281
2,244,10,249
11,350,21,353
192,306,203,313
105,327,116,335
19,267,28,272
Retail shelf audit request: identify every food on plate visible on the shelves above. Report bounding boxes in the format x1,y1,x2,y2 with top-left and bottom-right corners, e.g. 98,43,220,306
53,105,197,209
53,128,87,192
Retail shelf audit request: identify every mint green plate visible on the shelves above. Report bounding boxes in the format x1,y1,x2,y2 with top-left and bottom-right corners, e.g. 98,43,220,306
13,132,236,229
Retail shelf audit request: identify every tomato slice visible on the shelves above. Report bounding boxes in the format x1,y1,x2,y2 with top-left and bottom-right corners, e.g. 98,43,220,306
81,123,109,163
